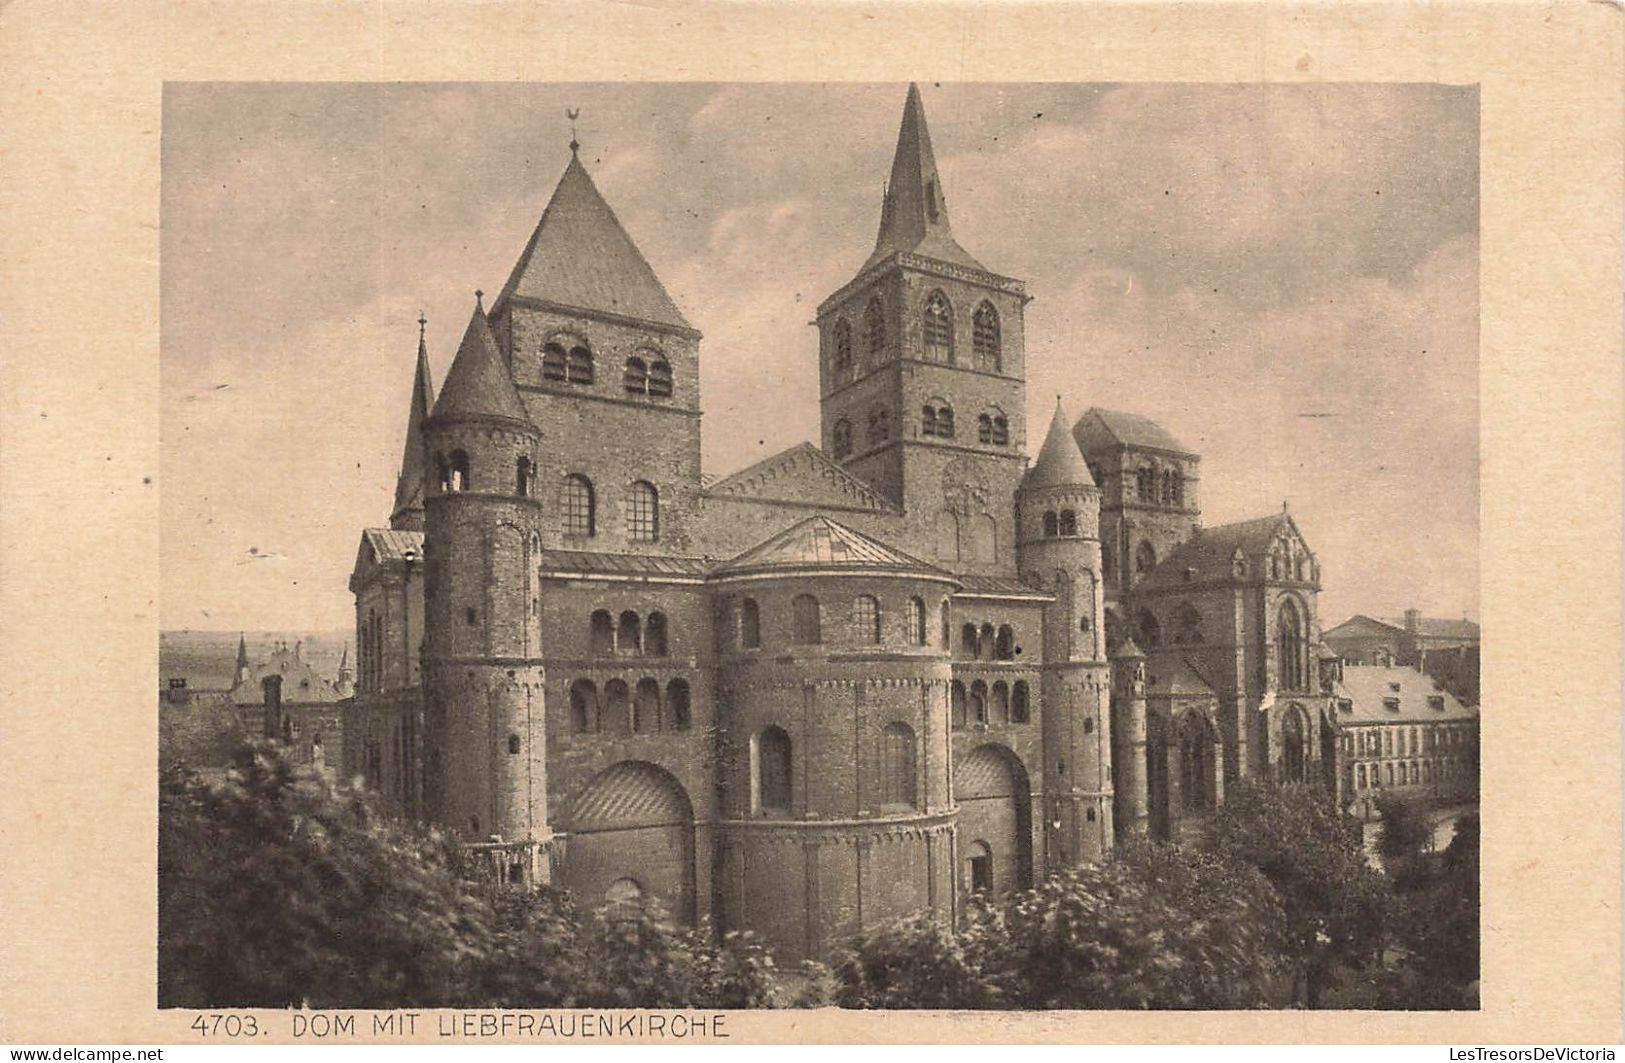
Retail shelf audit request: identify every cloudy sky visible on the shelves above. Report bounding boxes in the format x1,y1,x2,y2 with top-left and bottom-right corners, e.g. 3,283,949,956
161,82,1478,634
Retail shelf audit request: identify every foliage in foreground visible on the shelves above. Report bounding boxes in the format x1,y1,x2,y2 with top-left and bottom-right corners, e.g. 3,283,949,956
158,742,783,1009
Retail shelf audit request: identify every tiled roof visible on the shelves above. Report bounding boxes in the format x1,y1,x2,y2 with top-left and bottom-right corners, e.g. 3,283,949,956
1335,664,1477,724
1378,616,1481,641
712,515,951,580
495,154,691,332
541,549,712,580
362,528,425,565
1022,400,1095,490
431,302,531,424
231,645,345,705
955,573,1053,599
1134,512,1291,591
1073,407,1194,456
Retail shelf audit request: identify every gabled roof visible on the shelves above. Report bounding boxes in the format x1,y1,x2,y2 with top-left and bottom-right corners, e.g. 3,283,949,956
860,83,986,275
391,328,435,522
1073,407,1194,457
430,301,531,424
1022,399,1096,491
1134,511,1309,592
360,528,425,566
711,515,953,581
704,442,896,513
230,644,345,705
495,153,691,332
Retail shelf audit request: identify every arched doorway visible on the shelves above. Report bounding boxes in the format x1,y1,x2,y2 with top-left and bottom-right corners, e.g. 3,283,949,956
564,761,696,925
954,744,1033,899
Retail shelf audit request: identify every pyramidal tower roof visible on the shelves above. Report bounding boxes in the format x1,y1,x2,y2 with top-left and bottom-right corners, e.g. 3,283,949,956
862,83,986,275
391,322,436,522
430,299,532,425
1022,399,1097,490
495,152,692,332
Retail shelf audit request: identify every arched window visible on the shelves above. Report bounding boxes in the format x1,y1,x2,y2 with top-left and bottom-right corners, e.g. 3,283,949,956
937,404,955,438
951,681,968,729
589,610,615,656
1043,511,1059,538
563,474,595,537
667,679,691,731
995,624,1014,660
853,594,880,644
1175,602,1203,644
792,594,821,645
1136,608,1161,648
1012,680,1030,723
623,356,649,395
1180,714,1214,810
921,401,954,438
508,733,521,755
1281,706,1307,782
832,418,853,459
634,678,661,734
516,456,533,497
1135,467,1156,502
970,681,988,725
1135,541,1157,575
567,342,594,384
977,413,992,443
755,726,792,813
1277,599,1306,691
940,599,952,649
907,597,927,646
979,623,996,661
542,341,567,381
960,623,980,658
832,319,853,378
569,679,598,734
880,722,917,808
628,481,659,542
1059,510,1078,537
867,405,890,445
740,597,761,649
923,291,953,363
966,840,993,893
648,358,672,398
448,450,470,492
603,679,630,735
645,611,669,657
617,610,641,655
991,681,1010,724
992,414,1009,446
864,297,886,362
973,302,1000,372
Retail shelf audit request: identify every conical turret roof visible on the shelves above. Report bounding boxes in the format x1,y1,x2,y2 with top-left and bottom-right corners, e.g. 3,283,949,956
390,326,435,522
1022,399,1096,490
495,153,691,332
861,84,986,274
430,300,532,425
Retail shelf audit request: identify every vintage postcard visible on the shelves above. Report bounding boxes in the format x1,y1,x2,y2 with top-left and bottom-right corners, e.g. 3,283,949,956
1,0,1620,1048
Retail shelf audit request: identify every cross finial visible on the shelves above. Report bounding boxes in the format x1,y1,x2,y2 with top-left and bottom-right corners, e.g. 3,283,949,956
474,289,484,311
567,108,581,155
417,311,427,342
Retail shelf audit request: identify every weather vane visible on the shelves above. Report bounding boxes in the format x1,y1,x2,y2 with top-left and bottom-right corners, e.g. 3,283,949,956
566,108,581,154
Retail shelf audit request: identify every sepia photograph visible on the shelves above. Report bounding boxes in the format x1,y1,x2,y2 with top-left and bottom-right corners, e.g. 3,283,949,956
155,80,1483,1013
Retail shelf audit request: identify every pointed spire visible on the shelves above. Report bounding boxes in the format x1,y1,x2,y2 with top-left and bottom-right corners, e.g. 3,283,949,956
863,83,985,274
494,153,691,331
391,318,436,527
235,632,249,686
430,298,531,425
1022,398,1096,490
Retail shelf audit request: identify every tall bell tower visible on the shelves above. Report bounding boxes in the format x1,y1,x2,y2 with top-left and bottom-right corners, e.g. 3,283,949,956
815,84,1030,576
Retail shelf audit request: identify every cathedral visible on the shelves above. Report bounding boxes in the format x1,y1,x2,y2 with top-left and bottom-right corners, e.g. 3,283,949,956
343,84,1340,964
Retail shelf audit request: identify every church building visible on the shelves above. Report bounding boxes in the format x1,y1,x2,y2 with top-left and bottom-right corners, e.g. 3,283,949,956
343,84,1341,963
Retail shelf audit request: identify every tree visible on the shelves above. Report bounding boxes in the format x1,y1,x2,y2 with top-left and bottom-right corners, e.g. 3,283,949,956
1205,782,1388,1007
1374,792,1435,866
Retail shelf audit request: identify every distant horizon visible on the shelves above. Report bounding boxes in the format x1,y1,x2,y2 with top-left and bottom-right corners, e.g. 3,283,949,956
162,82,1479,633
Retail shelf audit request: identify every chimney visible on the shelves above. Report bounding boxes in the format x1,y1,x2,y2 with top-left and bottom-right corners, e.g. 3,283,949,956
166,677,188,705
262,674,284,740
1404,608,1421,634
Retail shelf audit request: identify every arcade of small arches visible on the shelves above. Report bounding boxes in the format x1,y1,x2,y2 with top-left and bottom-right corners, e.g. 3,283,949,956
565,676,693,735
950,678,1032,728
721,593,936,651
589,609,671,657
957,621,1019,661
538,334,675,401
1131,463,1187,508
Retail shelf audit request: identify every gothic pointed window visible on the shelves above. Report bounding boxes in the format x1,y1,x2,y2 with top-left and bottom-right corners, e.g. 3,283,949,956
648,358,672,398
541,341,568,381
563,474,595,537
864,297,886,362
567,343,594,384
853,594,881,644
1277,599,1306,691
832,418,853,459
923,291,953,363
628,481,659,542
973,302,1000,372
623,356,649,395
867,405,890,445
832,318,854,379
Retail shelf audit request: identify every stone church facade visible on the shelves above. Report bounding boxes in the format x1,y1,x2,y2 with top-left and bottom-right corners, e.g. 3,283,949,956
343,85,1341,963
